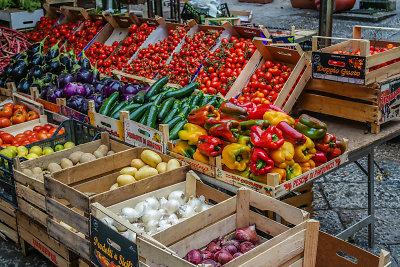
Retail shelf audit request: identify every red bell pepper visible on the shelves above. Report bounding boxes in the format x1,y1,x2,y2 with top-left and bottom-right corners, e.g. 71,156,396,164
248,104,288,119
187,105,220,127
250,125,284,149
327,147,342,161
276,121,306,145
197,135,225,157
315,133,336,153
312,150,327,167
229,98,257,112
209,121,241,143
250,148,274,175
219,102,249,121
204,118,231,130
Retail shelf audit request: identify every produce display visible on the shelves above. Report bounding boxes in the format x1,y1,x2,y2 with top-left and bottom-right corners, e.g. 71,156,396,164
173,98,346,184
184,225,258,265
0,102,39,128
0,0,41,12
0,27,31,72
25,17,57,44
196,36,256,96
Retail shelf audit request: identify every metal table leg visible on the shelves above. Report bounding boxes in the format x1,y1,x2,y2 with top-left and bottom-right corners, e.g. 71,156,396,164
368,151,375,248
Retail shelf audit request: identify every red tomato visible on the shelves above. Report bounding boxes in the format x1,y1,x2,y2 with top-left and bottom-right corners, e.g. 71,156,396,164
38,133,48,140
23,130,33,136
0,118,11,128
43,124,53,132
2,133,14,144
33,125,43,132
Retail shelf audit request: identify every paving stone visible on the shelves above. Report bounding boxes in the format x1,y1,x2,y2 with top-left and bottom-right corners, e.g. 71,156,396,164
312,210,344,235
389,245,400,266
0,238,50,266
313,183,329,210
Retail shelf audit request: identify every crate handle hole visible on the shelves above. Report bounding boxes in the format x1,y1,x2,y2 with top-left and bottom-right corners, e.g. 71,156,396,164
23,21,34,25
107,238,121,251
277,51,292,56
138,129,151,137
336,250,358,264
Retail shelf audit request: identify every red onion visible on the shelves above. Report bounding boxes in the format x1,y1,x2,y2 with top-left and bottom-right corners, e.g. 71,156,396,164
184,249,202,264
233,252,243,258
201,250,214,261
221,238,240,249
240,241,256,254
235,224,258,244
201,259,221,267
207,242,221,254
216,249,233,265
222,245,237,255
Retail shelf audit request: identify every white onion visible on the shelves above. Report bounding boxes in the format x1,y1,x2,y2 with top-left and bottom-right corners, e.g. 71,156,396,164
165,199,181,213
135,201,149,215
157,221,172,232
101,217,114,226
131,223,145,231
187,197,202,212
121,207,141,223
145,220,158,232
179,205,196,218
145,197,160,210
159,197,168,209
168,190,186,205
142,209,162,224
112,218,127,232
122,230,137,242
166,213,179,224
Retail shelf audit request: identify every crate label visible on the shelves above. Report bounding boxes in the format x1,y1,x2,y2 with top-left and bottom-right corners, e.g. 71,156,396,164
91,216,138,267
89,111,124,141
312,52,366,84
30,235,61,265
60,105,90,124
124,120,166,153
216,153,348,198
168,151,215,176
379,78,400,124
272,36,294,44
34,98,60,113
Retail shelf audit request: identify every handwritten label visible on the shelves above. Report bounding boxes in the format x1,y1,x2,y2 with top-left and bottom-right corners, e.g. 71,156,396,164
124,120,166,153
60,105,90,124
89,111,124,141
32,237,59,265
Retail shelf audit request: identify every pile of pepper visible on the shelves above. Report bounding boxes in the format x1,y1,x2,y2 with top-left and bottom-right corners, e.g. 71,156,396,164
172,99,346,184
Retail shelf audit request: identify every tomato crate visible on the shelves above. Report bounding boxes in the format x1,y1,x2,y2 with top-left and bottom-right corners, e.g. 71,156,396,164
0,198,19,246
18,212,80,267
44,147,190,260
30,87,64,114
13,132,130,227
0,82,17,97
90,170,230,267
311,26,400,86
115,188,316,266
229,38,312,113
298,74,400,134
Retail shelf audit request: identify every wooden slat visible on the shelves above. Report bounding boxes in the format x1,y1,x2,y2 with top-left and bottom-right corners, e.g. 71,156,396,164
249,211,289,237
195,181,230,204
17,197,47,226
366,47,400,68
299,93,378,122
283,190,313,208
366,61,400,85
236,188,250,228
0,195,17,215
16,183,46,210
14,169,46,195
0,209,17,230
303,220,320,267
46,197,89,236
284,63,312,113
0,221,18,244
285,257,304,267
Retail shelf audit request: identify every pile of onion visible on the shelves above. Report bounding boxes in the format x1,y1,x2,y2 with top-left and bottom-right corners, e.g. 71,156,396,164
184,224,258,266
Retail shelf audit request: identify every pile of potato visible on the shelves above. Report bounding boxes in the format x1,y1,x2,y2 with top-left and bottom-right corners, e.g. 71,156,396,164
21,144,115,181
110,150,181,190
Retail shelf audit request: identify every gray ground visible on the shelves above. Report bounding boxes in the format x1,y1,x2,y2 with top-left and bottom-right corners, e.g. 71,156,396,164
2,1,400,266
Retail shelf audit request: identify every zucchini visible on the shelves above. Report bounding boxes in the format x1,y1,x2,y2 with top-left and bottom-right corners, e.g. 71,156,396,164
189,93,201,109
132,90,147,104
164,83,198,99
199,95,212,106
145,96,163,129
153,94,164,106
112,103,141,119
167,116,183,129
180,104,191,118
205,99,217,107
99,92,119,116
161,100,181,124
169,119,188,140
145,76,169,101
139,107,150,124
109,101,128,119
129,102,152,121
158,97,175,122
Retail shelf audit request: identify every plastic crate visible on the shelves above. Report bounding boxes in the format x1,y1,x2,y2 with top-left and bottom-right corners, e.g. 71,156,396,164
0,119,103,206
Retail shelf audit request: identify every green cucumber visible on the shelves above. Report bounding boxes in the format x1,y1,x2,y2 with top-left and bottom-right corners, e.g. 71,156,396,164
161,101,181,124
164,83,198,99
99,92,119,116
167,116,182,129
158,98,175,122
180,105,191,118
112,103,141,119
199,95,211,107
169,119,188,140
139,107,150,124
132,90,147,104
129,102,152,121
189,93,201,109
145,76,169,101
109,101,128,119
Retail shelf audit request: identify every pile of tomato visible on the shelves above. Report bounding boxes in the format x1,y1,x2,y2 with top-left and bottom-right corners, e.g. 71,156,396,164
238,60,292,105
127,26,189,79
0,124,64,148
25,17,57,44
196,36,256,95
63,20,105,55
0,103,39,128
86,42,120,74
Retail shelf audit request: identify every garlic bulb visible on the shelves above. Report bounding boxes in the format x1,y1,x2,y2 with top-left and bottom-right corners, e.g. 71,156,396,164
121,207,141,223
166,213,179,224
122,230,137,242
187,197,202,212
179,205,196,218
159,197,168,209
168,190,186,205
165,199,181,213
112,218,127,232
145,220,158,232
134,201,149,215
144,197,160,210
157,220,172,232
142,209,162,224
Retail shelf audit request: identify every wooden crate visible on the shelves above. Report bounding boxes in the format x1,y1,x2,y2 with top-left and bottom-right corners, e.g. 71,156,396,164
30,87,64,114
0,8,44,30
135,188,319,266
44,147,190,260
298,74,400,134
18,212,79,267
13,133,131,227
4,114,56,135
0,82,17,97
0,198,19,246
311,26,400,86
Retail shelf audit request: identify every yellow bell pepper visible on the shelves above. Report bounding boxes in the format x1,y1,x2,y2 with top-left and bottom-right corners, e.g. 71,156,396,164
178,123,207,145
269,141,295,168
299,159,316,173
193,149,209,164
285,162,302,180
263,111,295,126
270,167,287,183
293,136,316,163
172,140,196,159
221,143,251,171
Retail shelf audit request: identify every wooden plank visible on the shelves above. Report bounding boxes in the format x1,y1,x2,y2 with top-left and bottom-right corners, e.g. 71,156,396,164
249,211,289,237
14,169,45,195
284,63,312,113
366,61,400,85
184,172,197,198
0,209,17,230
0,221,18,244
283,190,313,208
366,47,400,68
16,183,46,210
285,256,304,267
236,188,250,228
249,190,308,225
17,197,47,226
47,217,90,260
46,197,89,236
303,220,320,267
379,250,390,267
299,93,378,122
0,197,16,215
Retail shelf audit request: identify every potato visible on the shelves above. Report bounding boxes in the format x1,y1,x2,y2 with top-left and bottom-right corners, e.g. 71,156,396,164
32,167,42,174
131,159,145,169
117,174,136,187
96,145,108,156
109,183,119,190
156,162,168,173
167,159,180,171
120,167,137,176
60,158,73,169
135,166,158,181
80,153,96,163
141,150,162,167
93,150,104,159
33,173,44,182
22,169,33,176
69,151,83,164
107,151,115,156
48,162,62,173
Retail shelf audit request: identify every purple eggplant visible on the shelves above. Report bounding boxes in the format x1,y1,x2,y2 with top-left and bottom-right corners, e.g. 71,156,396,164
121,94,136,102
103,79,122,97
67,95,85,111
47,88,65,103
83,83,94,97
65,82,86,99
41,84,56,99
57,73,76,89
87,92,104,112
75,68,93,84
80,98,90,114
93,81,105,94
121,83,142,96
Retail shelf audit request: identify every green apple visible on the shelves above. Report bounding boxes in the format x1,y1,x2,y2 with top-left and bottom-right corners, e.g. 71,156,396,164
7,146,17,155
43,147,54,155
25,153,39,160
17,146,29,157
29,146,42,157
54,144,64,151
0,148,16,159
64,142,76,149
